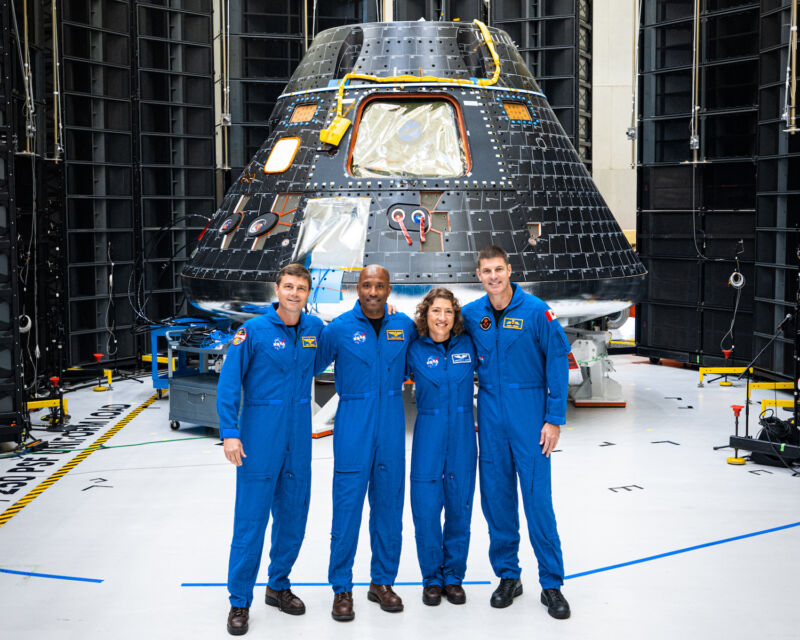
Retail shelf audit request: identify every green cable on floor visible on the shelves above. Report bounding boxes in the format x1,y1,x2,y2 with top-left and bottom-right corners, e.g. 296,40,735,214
0,436,217,458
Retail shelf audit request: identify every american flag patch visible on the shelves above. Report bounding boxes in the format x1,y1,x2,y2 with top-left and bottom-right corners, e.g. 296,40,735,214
545,309,557,322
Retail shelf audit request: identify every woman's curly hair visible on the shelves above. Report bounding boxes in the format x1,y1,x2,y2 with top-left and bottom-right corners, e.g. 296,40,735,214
414,288,465,337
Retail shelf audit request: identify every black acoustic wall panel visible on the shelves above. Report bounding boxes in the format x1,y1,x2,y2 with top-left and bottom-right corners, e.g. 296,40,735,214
136,0,215,325
227,1,376,181
61,0,138,364
753,0,800,378
60,0,216,365
636,0,759,367
492,0,592,169
0,4,27,441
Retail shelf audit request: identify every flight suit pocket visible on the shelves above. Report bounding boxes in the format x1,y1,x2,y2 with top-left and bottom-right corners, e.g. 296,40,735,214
410,477,438,519
460,469,476,510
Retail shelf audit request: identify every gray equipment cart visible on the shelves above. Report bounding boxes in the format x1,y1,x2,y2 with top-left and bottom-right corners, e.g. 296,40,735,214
166,329,230,431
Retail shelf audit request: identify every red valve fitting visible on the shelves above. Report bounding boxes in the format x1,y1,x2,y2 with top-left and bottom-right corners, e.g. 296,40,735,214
412,210,427,244
392,209,413,246
730,404,744,418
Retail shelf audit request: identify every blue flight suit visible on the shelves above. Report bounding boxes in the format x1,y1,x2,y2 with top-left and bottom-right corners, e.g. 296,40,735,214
407,332,477,588
462,284,571,590
315,302,416,593
217,304,324,608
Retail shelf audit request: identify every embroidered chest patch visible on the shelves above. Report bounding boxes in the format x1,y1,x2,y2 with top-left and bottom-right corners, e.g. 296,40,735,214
426,356,440,368
273,337,286,350
451,352,472,364
352,331,367,344
502,317,523,330
479,316,491,331
386,329,405,341
301,336,317,348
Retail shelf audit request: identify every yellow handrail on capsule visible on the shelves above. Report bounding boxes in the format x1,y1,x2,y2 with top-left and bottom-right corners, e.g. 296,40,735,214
319,19,501,146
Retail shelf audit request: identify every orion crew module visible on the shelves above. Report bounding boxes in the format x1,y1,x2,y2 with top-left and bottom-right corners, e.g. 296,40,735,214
181,19,646,327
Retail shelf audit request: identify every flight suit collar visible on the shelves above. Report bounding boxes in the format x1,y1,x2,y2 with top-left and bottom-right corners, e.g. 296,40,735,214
266,302,309,332
480,282,522,315
352,300,388,326
419,332,467,351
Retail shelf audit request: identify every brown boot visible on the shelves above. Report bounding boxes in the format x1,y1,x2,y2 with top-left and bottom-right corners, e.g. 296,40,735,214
227,606,249,635
265,585,306,615
367,583,404,612
332,591,354,622
443,584,466,604
422,584,442,606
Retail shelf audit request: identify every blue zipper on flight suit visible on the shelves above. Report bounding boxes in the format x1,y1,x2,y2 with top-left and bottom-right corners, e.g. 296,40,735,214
441,340,450,462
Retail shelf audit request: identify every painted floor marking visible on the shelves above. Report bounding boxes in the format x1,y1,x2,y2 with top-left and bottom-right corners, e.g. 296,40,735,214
564,520,800,580
0,395,158,529
0,568,102,583
180,521,800,587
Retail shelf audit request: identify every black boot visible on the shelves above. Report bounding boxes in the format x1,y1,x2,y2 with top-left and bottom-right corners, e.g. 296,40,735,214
490,578,522,608
540,588,570,619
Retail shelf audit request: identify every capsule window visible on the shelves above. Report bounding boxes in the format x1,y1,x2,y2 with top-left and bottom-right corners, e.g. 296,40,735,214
350,98,469,178
264,137,300,173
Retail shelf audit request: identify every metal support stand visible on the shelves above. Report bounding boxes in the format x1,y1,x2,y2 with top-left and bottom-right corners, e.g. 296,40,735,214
311,390,337,438
567,329,626,407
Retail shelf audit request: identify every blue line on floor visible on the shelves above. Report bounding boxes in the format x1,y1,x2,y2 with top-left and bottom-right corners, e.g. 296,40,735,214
0,568,103,583
564,521,800,580
181,521,800,587
181,581,492,587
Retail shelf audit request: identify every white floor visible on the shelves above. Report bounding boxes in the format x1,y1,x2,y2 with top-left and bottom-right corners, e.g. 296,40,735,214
1,354,799,640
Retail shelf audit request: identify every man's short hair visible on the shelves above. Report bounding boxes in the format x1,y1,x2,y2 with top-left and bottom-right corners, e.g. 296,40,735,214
276,263,312,288
477,245,510,267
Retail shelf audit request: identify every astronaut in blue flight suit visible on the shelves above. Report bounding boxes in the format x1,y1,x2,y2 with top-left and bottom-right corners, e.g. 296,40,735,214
406,288,477,607
314,265,416,622
218,264,324,636
462,245,572,620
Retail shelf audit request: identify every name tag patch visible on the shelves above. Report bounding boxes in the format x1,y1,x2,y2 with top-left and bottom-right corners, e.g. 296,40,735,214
386,329,405,341
452,353,472,364
503,317,524,330
302,336,317,348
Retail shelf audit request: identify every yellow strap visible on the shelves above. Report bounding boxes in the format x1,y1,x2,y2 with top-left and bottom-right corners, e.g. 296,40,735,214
323,20,501,143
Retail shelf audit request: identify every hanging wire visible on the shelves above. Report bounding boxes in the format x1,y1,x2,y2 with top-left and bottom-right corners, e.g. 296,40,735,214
628,0,643,167
104,242,118,356
782,0,798,133
312,0,318,38
720,253,746,353
686,2,727,265
127,214,211,327
219,0,231,170
11,0,42,394
689,0,700,156
10,0,35,154
51,0,64,161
